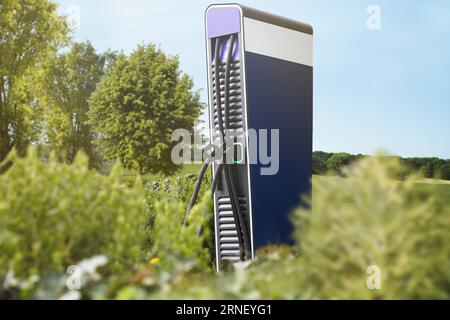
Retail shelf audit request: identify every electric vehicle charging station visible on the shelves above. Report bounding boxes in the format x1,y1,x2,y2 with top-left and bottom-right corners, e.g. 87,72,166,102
204,4,313,271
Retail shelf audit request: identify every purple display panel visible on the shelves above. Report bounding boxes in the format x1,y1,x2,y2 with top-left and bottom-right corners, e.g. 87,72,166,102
206,6,241,38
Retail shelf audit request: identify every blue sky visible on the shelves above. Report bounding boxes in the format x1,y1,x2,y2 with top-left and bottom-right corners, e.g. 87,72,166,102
56,0,450,159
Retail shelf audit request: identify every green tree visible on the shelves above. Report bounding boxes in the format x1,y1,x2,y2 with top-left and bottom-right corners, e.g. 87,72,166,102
45,41,111,166
88,44,202,176
0,147,148,278
312,151,332,174
326,152,353,175
0,0,68,162
419,163,434,178
439,163,450,180
431,158,445,178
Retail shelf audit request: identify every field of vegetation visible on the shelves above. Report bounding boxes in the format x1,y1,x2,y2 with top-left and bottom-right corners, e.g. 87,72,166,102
1,149,449,300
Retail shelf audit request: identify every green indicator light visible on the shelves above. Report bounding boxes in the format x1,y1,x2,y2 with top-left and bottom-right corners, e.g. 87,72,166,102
232,142,244,164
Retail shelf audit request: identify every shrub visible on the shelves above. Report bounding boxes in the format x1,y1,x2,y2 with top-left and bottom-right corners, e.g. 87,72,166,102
0,147,149,278
293,155,450,299
144,174,209,214
121,155,450,300
2,151,449,300
149,191,214,272
143,172,212,245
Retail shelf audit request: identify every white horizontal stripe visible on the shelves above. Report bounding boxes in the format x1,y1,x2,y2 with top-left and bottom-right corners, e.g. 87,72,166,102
243,17,313,67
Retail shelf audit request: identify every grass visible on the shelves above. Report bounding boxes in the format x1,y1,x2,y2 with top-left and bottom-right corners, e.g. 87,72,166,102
412,181,450,207
179,163,203,175
415,178,450,185
100,161,203,186
314,174,450,204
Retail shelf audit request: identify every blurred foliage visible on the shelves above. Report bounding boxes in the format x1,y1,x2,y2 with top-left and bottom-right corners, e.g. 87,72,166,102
293,155,450,299
1,152,449,300
115,154,450,299
149,191,214,271
0,147,148,280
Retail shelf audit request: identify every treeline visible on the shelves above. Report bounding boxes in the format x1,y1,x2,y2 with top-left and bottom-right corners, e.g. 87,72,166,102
1,0,201,176
313,151,450,180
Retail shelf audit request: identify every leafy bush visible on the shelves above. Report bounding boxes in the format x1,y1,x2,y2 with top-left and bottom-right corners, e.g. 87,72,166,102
144,173,209,212
115,155,450,299
1,152,449,299
0,147,148,278
143,172,212,238
149,191,213,271
292,155,450,299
